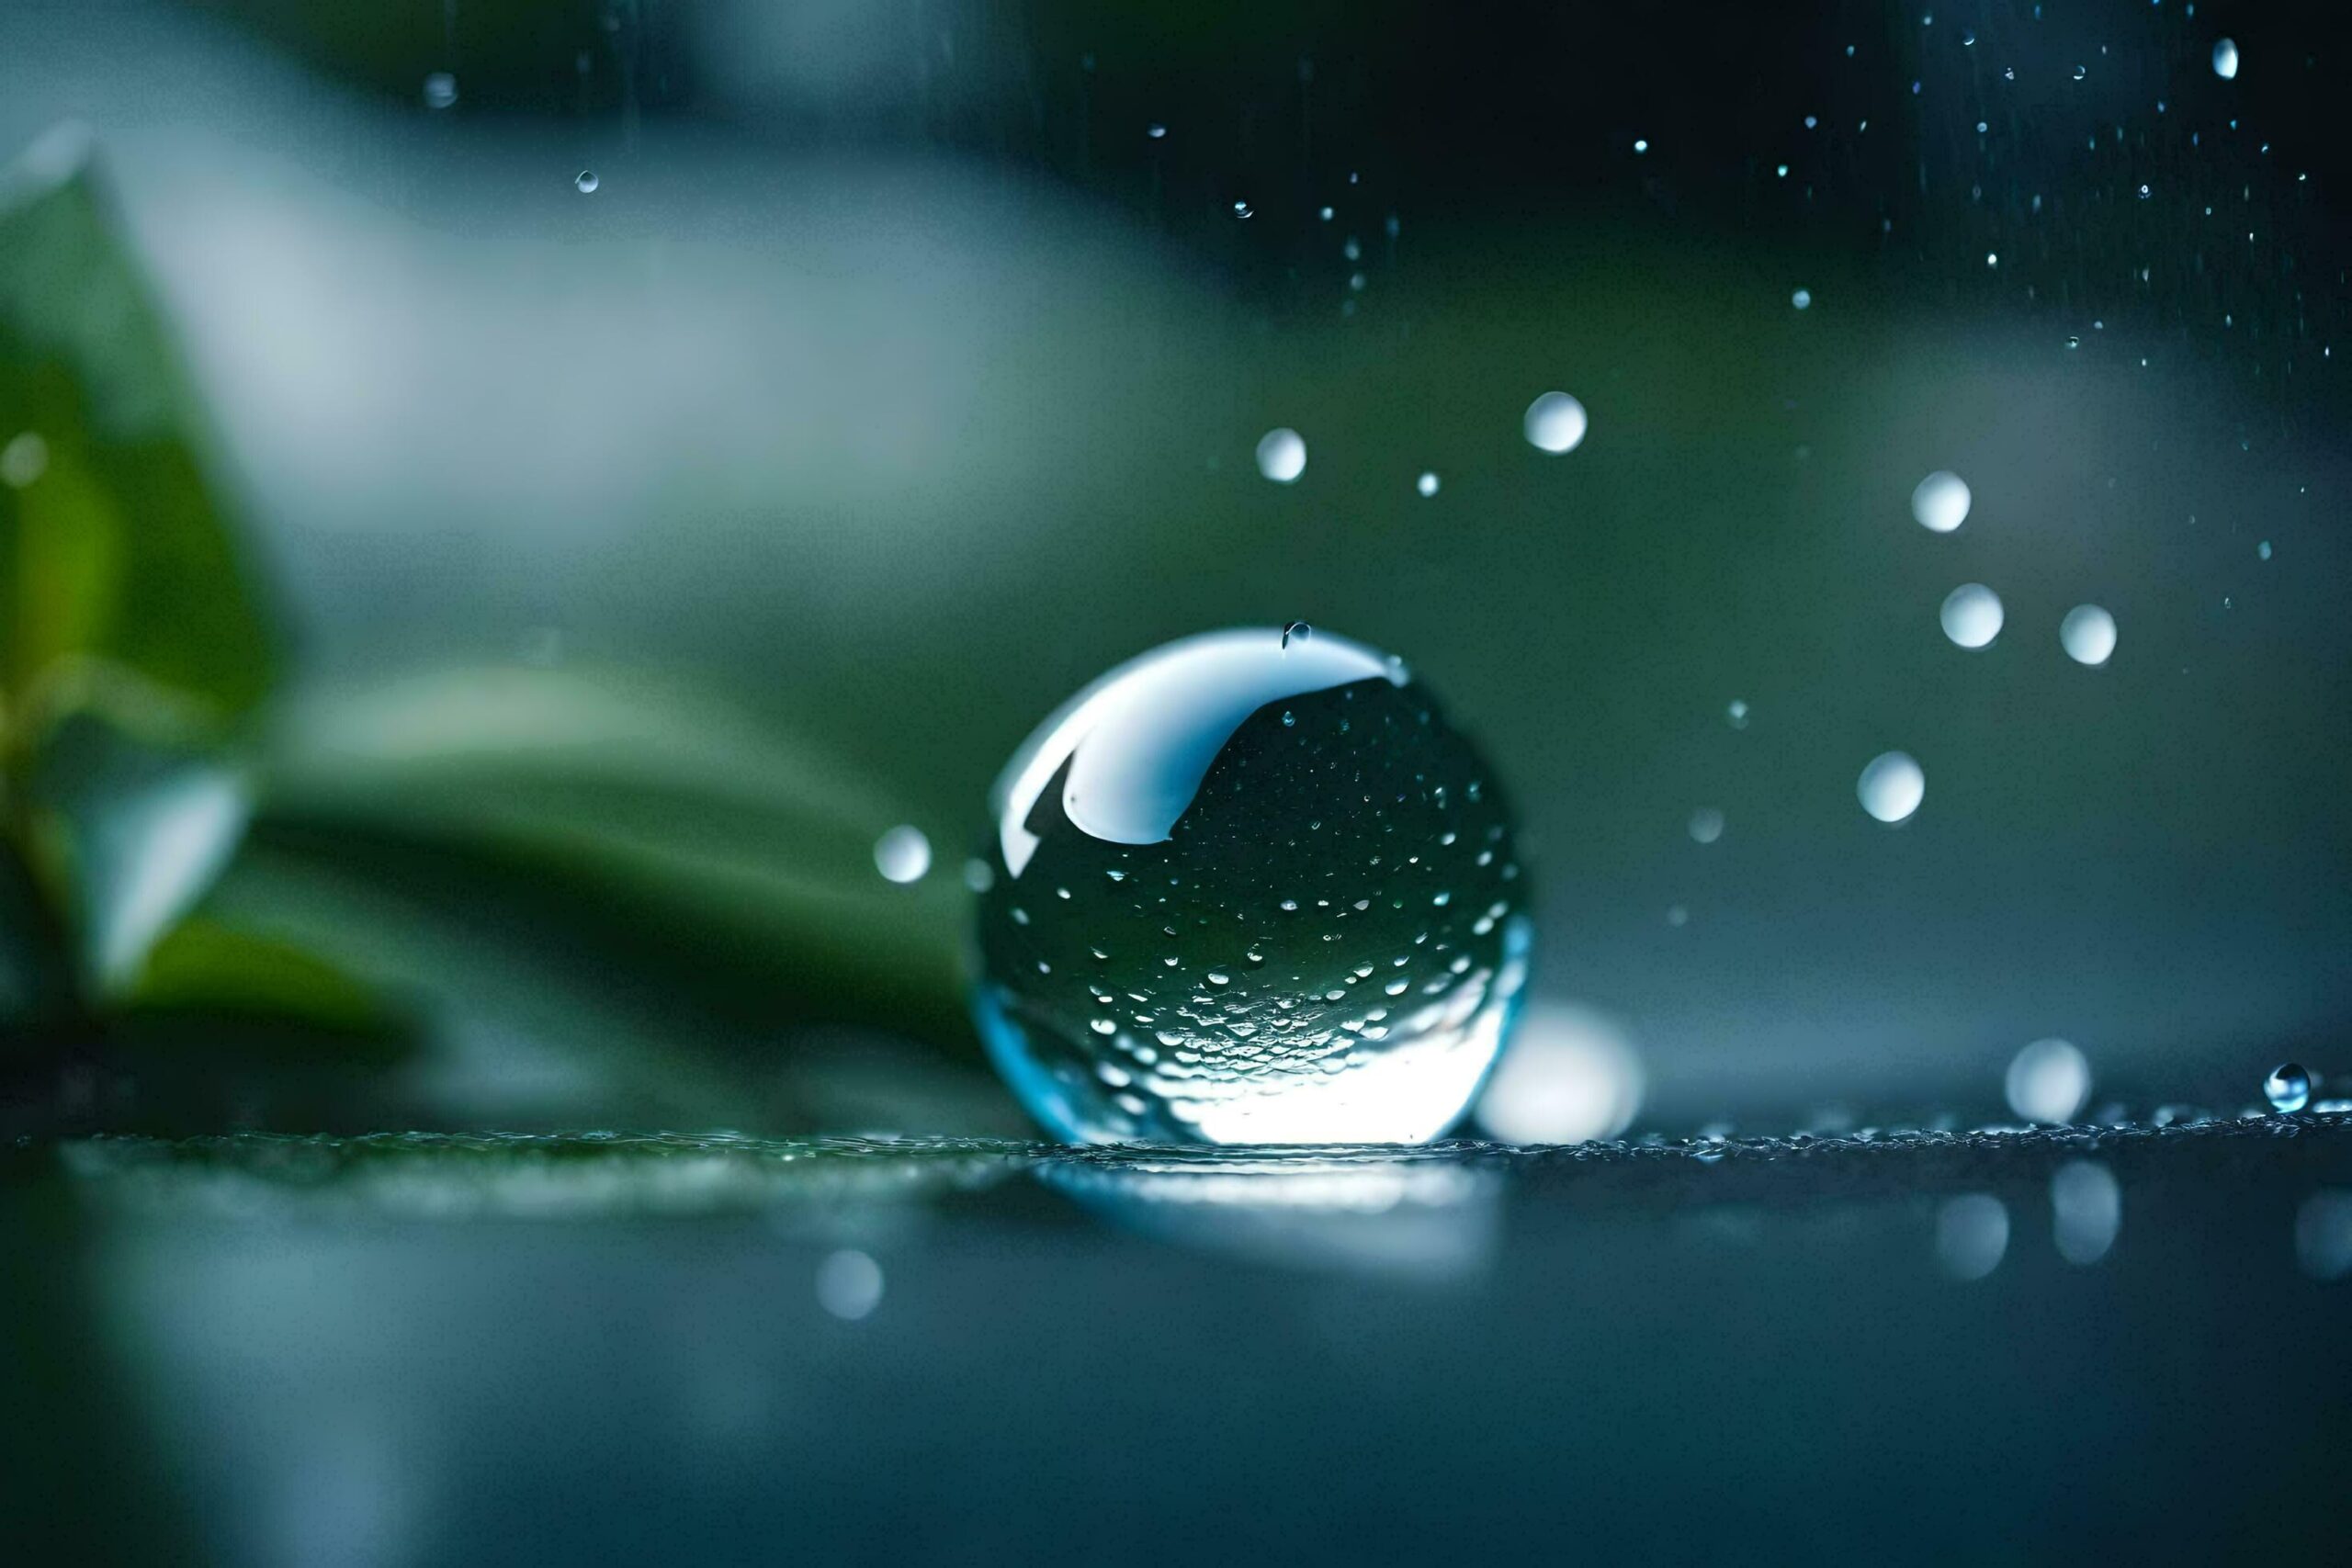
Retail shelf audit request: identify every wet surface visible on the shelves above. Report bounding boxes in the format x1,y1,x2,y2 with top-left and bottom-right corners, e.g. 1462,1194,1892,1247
10,1119,2351,1562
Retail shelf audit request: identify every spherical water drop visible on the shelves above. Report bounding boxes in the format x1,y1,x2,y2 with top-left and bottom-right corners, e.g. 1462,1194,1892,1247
1910,470,1971,533
1232,199,1254,220
814,1249,884,1320
1281,620,1312,649
1473,1001,1644,1144
0,431,49,490
2006,1037,2091,1123
1256,427,1306,483
2265,1063,2312,1113
1147,123,1167,140
2072,63,2087,81
1857,750,1925,824
1726,698,1750,729
574,169,599,193
1792,288,1812,310
1416,470,1441,498
2051,1160,2120,1265
873,824,932,884
423,72,458,110
2060,604,2117,666
1523,391,1588,455
2211,39,2239,81
969,626,1531,1145
1687,807,1724,844
1937,1193,2009,1280
1939,583,2004,649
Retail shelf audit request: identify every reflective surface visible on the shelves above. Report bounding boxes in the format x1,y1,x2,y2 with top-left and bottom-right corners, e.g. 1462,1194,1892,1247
971,628,1530,1144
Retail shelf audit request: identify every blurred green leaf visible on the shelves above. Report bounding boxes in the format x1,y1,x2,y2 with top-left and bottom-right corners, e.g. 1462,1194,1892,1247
0,124,275,728
130,916,385,1039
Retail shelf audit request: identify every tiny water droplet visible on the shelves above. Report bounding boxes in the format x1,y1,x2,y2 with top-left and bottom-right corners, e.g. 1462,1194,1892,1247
2211,38,2239,81
0,431,49,489
1416,470,1441,497
1939,583,2004,649
1911,470,1971,533
1282,621,1312,649
2072,63,2086,81
1791,288,1812,310
2265,1063,2312,1113
2060,604,2117,666
1688,808,1725,845
874,825,932,884
1726,698,1750,729
1857,751,1925,824
1147,123,1167,139
575,169,600,193
1232,199,1254,219
423,72,458,109
1523,390,1589,455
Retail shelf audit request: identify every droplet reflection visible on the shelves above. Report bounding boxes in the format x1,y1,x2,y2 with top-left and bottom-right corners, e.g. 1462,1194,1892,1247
1473,1000,1645,1144
2051,1160,2120,1265
1936,1193,2009,1280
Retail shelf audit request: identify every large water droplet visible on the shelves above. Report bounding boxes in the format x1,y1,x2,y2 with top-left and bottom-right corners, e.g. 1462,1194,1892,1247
1939,583,2004,649
2006,1036,2091,1123
1522,391,1589,455
1416,470,1441,497
1256,427,1306,483
873,824,932,884
2060,604,2117,666
1473,1000,1643,1144
970,627,1531,1144
1910,470,1971,533
574,169,600,193
2211,38,2239,81
1857,750,1925,823
2265,1062,2312,1113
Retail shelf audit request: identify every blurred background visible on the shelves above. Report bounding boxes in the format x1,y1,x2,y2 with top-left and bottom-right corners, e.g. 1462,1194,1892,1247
4,2,2351,1559
4,0,2345,1140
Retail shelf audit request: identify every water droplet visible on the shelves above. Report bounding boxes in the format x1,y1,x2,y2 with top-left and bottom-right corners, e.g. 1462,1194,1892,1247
1147,123,1167,139
1857,751,1925,824
969,627,1530,1144
2211,38,2239,81
815,1249,884,1320
1910,470,1971,533
2265,1063,2312,1113
423,72,458,110
1688,807,1725,844
1281,621,1313,650
1523,391,1589,455
0,431,49,489
2006,1037,2092,1123
873,825,932,884
1318,205,1335,220
1232,199,1254,220
2257,540,2272,561
2072,63,2087,81
1416,470,1441,497
1256,428,1306,483
1474,1001,1645,1144
1939,583,2004,649
2060,604,2118,666
1791,288,1813,310
1665,904,1690,928
1726,698,1750,729
574,169,599,193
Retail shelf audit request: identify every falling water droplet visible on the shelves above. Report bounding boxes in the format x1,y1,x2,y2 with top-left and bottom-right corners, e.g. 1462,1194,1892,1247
2072,63,2087,81
1523,391,1589,455
1687,808,1725,844
1910,470,1971,533
969,626,1530,1144
575,169,600,193
423,72,458,109
874,825,932,884
1147,123,1167,139
1791,288,1813,310
1857,751,1925,824
1256,428,1306,483
1939,583,2005,649
2060,604,2118,666
2266,1063,2312,1113
1232,199,1254,219
1416,470,1441,497
2211,38,2240,81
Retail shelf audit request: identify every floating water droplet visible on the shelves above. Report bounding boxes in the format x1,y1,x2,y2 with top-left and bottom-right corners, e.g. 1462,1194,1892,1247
1791,288,1812,310
1147,123,1167,139
1936,1193,2010,1280
1910,470,1971,533
873,825,932,884
2007,1037,2091,1122
574,169,599,193
1523,391,1589,455
815,1249,884,1320
2265,1063,2312,1113
1688,807,1724,845
2072,63,2087,81
2211,38,2239,81
1857,751,1925,824
1256,428,1306,483
1726,698,1750,729
0,431,49,489
1939,583,2004,649
2060,604,2117,666
1416,470,1441,497
423,72,458,110
970,627,1530,1144
1232,199,1254,219
1281,620,1312,649
2257,540,2272,561
962,857,996,893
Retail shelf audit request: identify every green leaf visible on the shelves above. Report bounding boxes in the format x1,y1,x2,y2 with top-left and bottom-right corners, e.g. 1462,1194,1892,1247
130,916,386,1039
0,124,274,726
